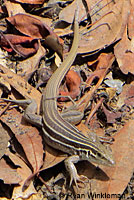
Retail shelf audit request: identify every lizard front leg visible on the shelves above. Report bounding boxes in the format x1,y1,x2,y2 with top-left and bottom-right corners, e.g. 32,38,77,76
64,155,88,188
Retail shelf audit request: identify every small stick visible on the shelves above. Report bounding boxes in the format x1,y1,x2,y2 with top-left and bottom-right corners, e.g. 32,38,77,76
38,175,53,194
85,97,104,125
0,102,11,117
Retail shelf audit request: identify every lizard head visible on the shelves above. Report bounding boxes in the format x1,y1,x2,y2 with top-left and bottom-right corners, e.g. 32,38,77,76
79,132,115,166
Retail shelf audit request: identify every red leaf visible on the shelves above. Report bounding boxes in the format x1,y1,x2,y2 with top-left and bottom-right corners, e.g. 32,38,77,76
6,14,63,59
59,70,81,101
0,34,39,57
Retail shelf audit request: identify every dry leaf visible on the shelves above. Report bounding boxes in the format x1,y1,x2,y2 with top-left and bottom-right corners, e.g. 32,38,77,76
0,107,44,174
41,144,67,170
114,27,134,75
0,76,11,94
59,70,81,101
6,150,37,199
76,53,115,113
78,0,129,54
128,0,134,39
6,13,63,59
4,0,52,27
0,64,41,113
0,157,22,184
16,42,46,80
117,82,134,107
102,104,122,124
59,0,90,24
0,123,10,159
0,34,39,58
89,120,134,199
4,0,26,16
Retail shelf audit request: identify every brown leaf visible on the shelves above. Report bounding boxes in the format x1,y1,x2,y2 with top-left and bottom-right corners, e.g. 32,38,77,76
85,53,114,86
89,120,134,199
0,64,41,113
0,104,44,193
15,41,46,80
76,53,115,113
117,82,134,107
0,157,22,184
78,0,129,54
102,104,122,124
41,144,67,171
6,14,49,38
6,14,63,59
4,0,52,28
0,76,11,94
0,123,10,159
0,108,43,175
59,0,90,24
114,27,134,75
16,42,46,81
58,70,81,101
89,113,102,131
4,0,26,17
6,150,37,199
17,132,43,174
0,34,39,58
128,0,134,39
77,122,104,138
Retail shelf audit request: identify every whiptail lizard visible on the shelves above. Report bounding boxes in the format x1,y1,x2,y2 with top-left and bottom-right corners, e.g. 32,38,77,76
1,8,115,187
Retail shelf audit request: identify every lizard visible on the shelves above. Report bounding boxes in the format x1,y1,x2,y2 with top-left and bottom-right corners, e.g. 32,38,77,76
1,7,115,187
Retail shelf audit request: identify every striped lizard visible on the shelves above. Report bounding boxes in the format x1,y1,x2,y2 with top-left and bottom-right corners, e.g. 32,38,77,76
1,8,115,187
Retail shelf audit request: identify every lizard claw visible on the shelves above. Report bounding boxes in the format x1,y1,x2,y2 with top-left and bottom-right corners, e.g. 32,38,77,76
70,175,89,189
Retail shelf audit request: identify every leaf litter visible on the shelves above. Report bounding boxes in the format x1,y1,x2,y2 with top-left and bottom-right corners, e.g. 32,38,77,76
0,0,134,199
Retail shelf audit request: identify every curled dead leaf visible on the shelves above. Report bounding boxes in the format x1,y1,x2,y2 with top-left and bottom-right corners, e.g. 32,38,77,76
59,70,81,101
0,34,39,58
6,14,63,59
